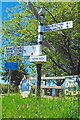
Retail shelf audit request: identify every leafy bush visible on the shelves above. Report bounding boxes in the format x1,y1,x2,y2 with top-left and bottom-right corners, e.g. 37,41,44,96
1,84,18,94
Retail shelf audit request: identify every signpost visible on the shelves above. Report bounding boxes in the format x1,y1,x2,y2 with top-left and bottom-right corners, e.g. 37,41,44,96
28,2,73,97
28,2,45,96
35,9,45,96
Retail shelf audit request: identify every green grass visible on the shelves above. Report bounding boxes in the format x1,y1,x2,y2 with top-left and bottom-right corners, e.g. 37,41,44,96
0,95,2,120
2,94,79,118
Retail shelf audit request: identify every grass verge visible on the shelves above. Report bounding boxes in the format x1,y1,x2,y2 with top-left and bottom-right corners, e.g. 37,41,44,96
0,95,2,120
2,93,79,119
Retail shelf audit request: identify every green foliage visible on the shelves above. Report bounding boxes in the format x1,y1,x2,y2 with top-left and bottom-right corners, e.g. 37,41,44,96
1,84,18,94
2,2,80,76
0,95,2,120
2,94,79,118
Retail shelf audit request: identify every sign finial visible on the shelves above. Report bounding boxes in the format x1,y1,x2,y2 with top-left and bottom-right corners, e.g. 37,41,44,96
38,8,46,16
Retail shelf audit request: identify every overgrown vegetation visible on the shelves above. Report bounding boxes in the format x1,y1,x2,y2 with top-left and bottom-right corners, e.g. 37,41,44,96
0,84,18,94
0,96,2,120
2,94,79,118
2,2,80,76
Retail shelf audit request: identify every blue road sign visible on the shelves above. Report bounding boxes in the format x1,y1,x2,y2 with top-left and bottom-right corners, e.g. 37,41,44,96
5,62,18,70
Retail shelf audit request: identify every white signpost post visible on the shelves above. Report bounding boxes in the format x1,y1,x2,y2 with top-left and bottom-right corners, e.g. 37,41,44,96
28,1,46,96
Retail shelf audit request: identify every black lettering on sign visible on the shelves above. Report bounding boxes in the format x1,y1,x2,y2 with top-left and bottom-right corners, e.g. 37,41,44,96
59,23,63,29
39,57,44,60
32,58,38,60
44,26,51,32
66,22,69,28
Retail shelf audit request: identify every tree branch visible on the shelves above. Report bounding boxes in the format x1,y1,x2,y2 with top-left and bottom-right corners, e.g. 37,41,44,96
43,40,56,54
43,50,70,75
43,6,57,22
61,31,76,74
